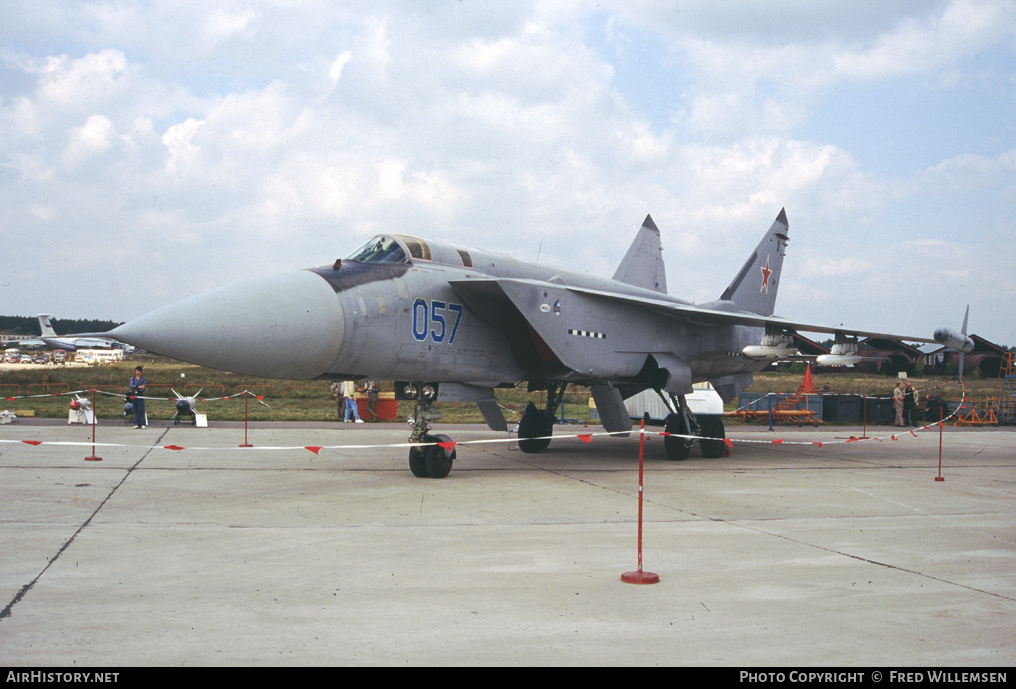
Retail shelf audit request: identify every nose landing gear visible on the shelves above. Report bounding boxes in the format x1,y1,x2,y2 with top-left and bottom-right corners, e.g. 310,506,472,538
401,382,456,479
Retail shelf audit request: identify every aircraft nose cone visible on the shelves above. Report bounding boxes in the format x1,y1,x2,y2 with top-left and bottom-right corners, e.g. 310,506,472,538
112,270,344,379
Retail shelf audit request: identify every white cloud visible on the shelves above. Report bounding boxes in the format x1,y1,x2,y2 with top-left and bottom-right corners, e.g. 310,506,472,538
201,7,258,43
329,51,352,86
36,49,131,114
833,0,1016,80
902,149,1016,196
0,1,1013,344
65,113,112,153
162,118,204,173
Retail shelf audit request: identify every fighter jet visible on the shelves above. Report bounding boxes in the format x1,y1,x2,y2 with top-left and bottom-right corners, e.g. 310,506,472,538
110,209,957,478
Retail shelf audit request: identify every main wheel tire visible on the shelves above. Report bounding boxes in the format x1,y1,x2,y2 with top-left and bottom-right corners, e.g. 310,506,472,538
409,447,429,477
518,402,552,454
425,435,455,479
698,415,727,459
664,413,691,461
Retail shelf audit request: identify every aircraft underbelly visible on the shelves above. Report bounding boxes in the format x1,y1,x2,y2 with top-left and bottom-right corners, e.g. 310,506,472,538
683,325,765,378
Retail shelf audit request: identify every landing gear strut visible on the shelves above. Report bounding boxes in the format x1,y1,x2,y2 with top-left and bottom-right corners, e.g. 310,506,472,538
403,383,456,479
662,393,697,461
517,382,566,453
657,391,726,460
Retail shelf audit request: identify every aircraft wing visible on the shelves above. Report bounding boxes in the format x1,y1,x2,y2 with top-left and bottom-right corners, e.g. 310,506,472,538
563,284,936,343
42,334,121,351
12,338,46,348
450,277,936,344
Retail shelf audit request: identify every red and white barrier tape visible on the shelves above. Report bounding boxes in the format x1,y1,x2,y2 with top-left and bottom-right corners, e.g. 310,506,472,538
2,384,969,455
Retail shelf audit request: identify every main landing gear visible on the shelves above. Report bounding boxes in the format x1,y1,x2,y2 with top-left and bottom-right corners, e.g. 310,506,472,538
402,383,456,479
658,391,726,461
517,383,566,453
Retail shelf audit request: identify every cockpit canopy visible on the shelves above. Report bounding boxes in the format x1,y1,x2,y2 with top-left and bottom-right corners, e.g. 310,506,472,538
345,235,410,264
345,234,473,268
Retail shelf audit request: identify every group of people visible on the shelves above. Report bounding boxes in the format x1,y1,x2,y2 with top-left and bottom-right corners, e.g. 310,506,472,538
329,380,381,423
127,367,385,428
893,379,949,426
892,380,919,426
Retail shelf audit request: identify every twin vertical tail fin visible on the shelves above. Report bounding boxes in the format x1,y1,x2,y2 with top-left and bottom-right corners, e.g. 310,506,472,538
613,215,668,294
718,209,789,316
613,209,789,316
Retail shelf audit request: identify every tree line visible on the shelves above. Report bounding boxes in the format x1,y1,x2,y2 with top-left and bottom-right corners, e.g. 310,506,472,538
0,315,122,336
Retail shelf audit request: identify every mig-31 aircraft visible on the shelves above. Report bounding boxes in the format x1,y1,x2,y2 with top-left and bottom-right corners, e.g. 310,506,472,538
109,209,971,478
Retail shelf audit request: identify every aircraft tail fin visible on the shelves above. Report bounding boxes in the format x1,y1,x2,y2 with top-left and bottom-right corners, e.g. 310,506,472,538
612,215,667,294
718,209,789,316
37,314,58,337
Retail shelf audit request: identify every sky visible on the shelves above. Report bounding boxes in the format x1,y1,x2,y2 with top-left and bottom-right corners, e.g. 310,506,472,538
1,0,1014,346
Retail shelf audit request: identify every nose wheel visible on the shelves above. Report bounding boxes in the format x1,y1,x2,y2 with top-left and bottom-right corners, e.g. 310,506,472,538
403,383,456,478
409,436,455,479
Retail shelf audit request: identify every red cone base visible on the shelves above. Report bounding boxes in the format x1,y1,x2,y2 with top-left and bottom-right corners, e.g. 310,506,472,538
84,456,102,462
621,569,660,585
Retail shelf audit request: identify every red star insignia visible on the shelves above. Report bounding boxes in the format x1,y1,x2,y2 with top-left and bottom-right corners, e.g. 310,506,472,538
760,256,772,292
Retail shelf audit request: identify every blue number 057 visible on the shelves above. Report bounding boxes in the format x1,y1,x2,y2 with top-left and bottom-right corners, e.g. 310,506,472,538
412,299,463,344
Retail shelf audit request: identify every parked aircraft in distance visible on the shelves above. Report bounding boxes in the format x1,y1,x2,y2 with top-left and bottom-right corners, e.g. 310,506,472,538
18,314,120,351
110,209,962,478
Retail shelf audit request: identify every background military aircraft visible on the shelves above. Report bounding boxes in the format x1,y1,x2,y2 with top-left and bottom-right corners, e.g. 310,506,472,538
110,209,964,478
18,314,120,351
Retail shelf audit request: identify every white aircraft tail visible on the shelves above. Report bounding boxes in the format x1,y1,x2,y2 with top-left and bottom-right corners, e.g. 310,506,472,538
612,215,667,294
718,209,789,316
37,314,58,337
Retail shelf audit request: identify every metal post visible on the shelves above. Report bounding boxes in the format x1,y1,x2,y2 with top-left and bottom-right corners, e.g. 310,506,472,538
239,391,252,447
935,406,945,482
622,417,659,585
84,388,102,462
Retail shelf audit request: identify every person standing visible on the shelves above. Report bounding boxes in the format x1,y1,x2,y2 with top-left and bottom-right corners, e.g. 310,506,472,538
329,381,345,421
343,380,363,423
129,366,147,429
903,380,918,426
365,380,380,421
893,380,905,426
